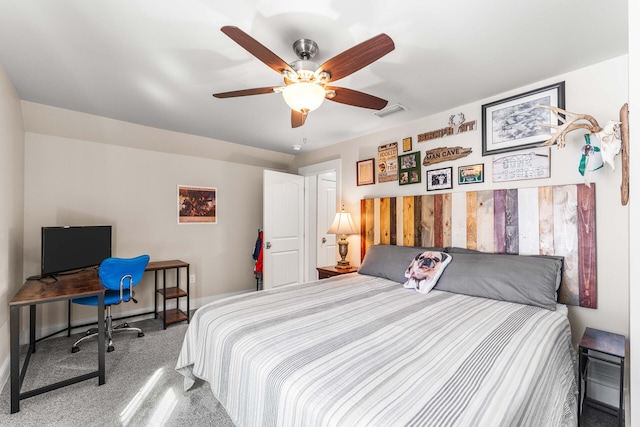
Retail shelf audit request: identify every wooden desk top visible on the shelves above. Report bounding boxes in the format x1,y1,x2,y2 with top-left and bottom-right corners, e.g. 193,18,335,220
579,327,626,358
145,260,189,271
10,269,104,307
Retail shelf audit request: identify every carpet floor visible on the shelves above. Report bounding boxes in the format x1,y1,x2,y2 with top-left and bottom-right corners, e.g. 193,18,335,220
0,316,621,427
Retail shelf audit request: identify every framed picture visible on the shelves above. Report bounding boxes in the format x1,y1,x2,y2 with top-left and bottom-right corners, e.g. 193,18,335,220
492,147,551,182
481,81,565,156
402,137,412,152
398,152,421,185
458,164,484,184
426,167,453,191
178,185,217,224
356,158,375,186
378,142,398,183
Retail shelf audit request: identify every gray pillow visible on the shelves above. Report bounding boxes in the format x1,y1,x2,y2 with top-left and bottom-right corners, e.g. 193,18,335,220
434,252,562,310
358,244,445,283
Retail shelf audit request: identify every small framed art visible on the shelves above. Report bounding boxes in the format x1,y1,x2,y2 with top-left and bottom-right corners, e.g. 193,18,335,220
426,167,453,191
178,185,217,224
481,81,565,156
402,137,412,152
356,158,375,186
398,152,421,185
492,147,551,182
458,164,484,184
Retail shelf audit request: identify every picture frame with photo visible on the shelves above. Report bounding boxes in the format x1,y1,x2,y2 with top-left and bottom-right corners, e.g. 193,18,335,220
481,81,565,156
178,185,217,224
356,158,376,186
458,164,484,184
398,152,421,185
426,167,453,191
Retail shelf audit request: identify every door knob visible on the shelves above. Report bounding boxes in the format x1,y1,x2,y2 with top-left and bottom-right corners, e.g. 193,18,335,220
322,237,327,244
265,242,272,249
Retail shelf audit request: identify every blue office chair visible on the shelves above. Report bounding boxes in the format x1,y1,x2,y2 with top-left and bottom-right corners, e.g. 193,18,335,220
71,254,150,353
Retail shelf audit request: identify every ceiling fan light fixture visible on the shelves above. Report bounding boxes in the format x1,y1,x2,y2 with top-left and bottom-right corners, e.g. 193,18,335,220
282,82,326,113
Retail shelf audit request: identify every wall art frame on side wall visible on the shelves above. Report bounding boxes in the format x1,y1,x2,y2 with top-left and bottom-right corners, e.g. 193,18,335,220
398,152,421,185
426,167,453,191
356,158,375,186
492,147,551,182
178,185,217,224
481,81,565,156
458,164,484,184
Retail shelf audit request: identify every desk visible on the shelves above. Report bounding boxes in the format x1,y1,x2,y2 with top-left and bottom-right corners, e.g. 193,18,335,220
9,270,105,414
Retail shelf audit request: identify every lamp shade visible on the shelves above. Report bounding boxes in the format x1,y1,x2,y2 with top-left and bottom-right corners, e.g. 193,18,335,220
327,210,357,235
282,82,326,113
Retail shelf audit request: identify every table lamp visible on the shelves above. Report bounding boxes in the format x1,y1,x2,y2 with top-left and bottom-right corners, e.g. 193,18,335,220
327,207,357,268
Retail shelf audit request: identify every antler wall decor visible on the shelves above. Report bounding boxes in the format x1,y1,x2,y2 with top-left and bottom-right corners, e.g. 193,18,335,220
536,103,630,205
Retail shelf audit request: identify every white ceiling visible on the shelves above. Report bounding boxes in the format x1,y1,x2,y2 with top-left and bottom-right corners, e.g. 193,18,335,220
0,1,628,154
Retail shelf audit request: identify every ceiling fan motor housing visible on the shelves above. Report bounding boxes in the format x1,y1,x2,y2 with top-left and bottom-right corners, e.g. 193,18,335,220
292,38,318,60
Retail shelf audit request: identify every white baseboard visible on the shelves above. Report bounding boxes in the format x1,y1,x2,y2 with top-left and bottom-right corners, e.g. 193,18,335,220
0,287,254,396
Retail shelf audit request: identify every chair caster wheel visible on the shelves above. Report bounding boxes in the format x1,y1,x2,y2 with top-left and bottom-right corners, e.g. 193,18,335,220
138,332,144,337
71,346,80,353
107,345,115,352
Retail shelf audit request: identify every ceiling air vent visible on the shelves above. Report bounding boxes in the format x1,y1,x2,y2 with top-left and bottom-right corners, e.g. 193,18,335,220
374,103,407,118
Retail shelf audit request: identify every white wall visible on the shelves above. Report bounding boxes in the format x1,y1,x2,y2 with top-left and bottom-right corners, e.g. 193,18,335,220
294,56,630,348
628,0,638,423
0,64,25,386
21,108,293,330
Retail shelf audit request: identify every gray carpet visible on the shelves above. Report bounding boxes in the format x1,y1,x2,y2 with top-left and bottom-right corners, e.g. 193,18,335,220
0,317,620,427
0,317,235,427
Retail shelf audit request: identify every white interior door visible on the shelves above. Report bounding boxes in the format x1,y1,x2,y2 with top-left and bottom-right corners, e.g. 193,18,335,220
263,170,304,289
317,172,336,269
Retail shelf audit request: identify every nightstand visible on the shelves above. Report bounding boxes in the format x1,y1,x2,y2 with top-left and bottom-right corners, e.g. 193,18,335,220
316,265,358,279
578,327,625,426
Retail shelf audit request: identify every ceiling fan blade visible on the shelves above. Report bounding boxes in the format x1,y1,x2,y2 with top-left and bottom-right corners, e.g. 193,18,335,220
221,26,296,76
291,110,307,128
326,86,388,110
317,34,394,82
213,87,279,98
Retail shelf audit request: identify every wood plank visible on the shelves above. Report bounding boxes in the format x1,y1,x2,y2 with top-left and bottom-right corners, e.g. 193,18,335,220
395,197,403,246
413,196,423,246
390,197,397,245
441,193,452,247
434,194,444,247
493,189,506,253
517,187,540,255
538,187,554,255
380,198,391,245
403,196,415,246
360,199,375,260
451,192,467,248
476,190,494,253
466,192,477,250
554,185,579,306
373,198,381,245
577,184,597,308
505,189,519,254
421,195,435,247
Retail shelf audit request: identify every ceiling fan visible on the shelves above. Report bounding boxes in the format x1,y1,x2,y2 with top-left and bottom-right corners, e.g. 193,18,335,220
213,26,395,128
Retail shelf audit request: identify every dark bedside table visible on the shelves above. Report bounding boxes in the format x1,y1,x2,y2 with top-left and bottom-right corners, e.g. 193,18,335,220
578,327,626,426
316,265,358,279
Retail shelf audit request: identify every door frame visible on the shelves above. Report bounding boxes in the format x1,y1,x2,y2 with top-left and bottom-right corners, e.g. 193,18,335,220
298,159,342,283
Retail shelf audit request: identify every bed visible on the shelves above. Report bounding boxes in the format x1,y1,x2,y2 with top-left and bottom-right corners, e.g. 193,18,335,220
176,245,578,427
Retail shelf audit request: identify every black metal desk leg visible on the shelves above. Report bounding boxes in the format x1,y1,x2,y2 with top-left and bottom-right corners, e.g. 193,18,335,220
98,292,105,385
29,305,36,354
10,305,20,413
154,270,158,319
163,269,167,329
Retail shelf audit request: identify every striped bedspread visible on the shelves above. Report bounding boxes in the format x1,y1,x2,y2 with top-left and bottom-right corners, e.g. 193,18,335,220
176,273,577,427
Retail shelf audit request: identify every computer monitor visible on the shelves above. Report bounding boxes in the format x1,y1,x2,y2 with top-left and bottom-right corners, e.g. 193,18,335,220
41,225,112,276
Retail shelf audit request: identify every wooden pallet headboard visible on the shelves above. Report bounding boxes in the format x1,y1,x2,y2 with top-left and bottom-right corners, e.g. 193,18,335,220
360,184,597,308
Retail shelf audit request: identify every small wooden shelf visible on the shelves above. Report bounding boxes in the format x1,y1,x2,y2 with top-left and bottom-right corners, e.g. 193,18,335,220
156,286,187,299
157,308,188,325
148,260,190,329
